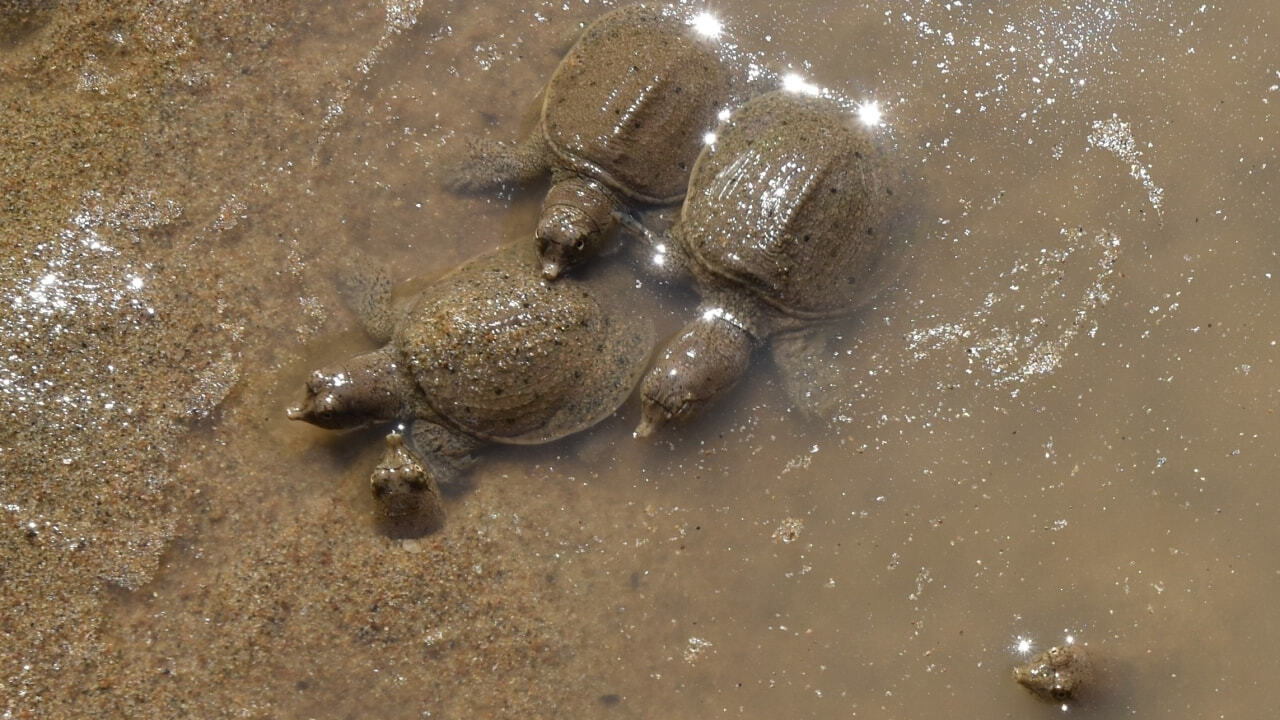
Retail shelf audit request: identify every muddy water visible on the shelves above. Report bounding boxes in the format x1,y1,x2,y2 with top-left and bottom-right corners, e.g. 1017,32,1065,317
2,1,1277,717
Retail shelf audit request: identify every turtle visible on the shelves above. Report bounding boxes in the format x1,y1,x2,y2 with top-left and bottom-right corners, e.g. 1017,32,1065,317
621,91,895,436
448,3,738,280
287,242,653,536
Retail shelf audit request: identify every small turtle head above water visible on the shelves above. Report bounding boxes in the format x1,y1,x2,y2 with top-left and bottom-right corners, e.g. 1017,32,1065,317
370,431,446,537
634,309,753,437
286,371,352,429
1013,644,1093,703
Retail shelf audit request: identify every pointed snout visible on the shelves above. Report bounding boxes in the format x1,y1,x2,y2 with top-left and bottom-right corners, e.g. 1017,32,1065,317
633,393,671,439
633,417,659,439
536,204,595,280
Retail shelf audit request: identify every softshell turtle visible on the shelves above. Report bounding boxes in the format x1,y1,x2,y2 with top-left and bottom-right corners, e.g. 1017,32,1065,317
450,3,737,280
624,91,894,435
288,243,652,536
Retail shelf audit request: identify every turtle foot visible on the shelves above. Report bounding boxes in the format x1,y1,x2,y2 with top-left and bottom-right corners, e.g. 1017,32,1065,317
444,136,548,194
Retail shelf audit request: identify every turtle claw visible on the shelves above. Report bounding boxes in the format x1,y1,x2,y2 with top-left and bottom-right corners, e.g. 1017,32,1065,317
371,431,445,537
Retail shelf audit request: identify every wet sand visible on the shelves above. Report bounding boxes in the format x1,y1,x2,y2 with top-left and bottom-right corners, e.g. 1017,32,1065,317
3,1,1280,718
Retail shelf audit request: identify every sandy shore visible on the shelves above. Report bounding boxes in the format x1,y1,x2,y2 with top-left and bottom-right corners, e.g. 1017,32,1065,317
6,1,1280,718
2,1,627,716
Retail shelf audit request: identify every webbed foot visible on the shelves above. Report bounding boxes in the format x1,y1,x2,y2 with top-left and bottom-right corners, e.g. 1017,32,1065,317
445,134,550,194
771,330,846,425
335,261,395,345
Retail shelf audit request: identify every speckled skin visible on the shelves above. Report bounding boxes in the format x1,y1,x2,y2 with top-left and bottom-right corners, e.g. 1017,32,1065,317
1013,644,1093,702
631,91,893,435
289,243,652,535
449,4,735,279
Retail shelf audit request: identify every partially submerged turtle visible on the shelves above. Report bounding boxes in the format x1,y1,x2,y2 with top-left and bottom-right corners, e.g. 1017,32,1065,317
1013,644,1093,703
624,91,895,435
288,243,652,536
449,3,737,280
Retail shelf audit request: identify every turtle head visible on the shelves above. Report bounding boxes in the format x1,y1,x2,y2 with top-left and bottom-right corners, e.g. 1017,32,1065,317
371,432,446,537
287,347,410,429
287,368,370,429
635,309,755,437
536,177,617,279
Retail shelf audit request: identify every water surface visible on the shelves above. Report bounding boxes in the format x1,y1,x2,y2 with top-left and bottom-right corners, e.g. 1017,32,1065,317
2,1,1277,717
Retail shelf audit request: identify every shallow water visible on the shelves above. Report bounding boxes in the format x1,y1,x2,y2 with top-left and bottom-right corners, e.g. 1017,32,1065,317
2,0,1278,717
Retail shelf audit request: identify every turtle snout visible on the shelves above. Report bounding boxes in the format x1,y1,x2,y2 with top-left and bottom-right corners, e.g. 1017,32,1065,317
635,381,684,438
536,204,595,279
289,369,361,429
634,400,671,438
288,389,341,428
541,260,564,281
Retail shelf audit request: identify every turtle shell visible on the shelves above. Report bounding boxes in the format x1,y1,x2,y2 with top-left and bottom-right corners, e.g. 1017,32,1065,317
396,245,652,444
541,4,733,204
680,92,891,318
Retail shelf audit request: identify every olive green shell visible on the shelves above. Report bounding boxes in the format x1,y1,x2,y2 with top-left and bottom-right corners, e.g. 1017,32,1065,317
396,246,651,444
680,92,890,318
541,4,733,204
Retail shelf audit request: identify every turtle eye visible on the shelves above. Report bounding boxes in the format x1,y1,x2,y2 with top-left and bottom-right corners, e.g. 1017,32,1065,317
574,239,586,251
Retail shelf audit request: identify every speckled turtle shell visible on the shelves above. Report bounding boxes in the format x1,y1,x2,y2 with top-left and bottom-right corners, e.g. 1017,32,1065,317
395,248,651,444
541,4,733,204
679,91,890,318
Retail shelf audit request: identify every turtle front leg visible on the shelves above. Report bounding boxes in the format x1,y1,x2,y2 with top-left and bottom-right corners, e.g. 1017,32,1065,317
335,259,395,345
407,420,482,484
770,328,844,424
446,129,552,194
